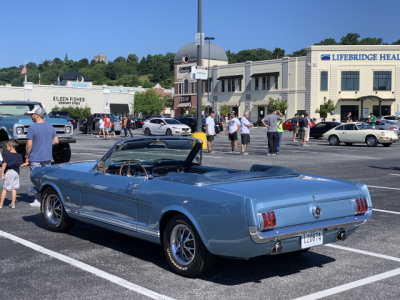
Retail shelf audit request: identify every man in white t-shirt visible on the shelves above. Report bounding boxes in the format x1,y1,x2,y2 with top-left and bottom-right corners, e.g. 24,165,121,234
98,116,105,138
225,111,241,152
240,111,253,155
206,111,216,153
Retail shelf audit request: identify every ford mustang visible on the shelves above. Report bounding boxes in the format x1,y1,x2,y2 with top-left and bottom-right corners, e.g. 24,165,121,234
30,137,372,277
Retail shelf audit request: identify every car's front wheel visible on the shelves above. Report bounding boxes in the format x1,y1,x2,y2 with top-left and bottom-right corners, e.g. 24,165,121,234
144,128,151,136
166,129,173,136
41,187,75,232
366,135,378,147
328,135,340,146
163,215,214,277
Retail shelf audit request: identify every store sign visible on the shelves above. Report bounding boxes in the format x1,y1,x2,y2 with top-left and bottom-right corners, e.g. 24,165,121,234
191,66,208,80
53,96,86,106
71,82,89,88
321,53,400,61
180,96,191,103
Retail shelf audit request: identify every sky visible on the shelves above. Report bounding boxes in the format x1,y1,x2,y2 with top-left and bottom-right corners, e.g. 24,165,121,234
1,0,400,68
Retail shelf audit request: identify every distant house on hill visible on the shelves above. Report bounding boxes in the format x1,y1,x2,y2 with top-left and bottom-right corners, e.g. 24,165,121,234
94,52,107,63
55,70,93,88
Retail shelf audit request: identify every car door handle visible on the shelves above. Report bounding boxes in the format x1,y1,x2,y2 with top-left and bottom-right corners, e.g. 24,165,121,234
127,182,139,191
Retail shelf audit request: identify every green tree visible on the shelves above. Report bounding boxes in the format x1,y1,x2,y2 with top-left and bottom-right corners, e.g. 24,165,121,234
219,104,231,117
272,47,285,59
290,48,307,57
392,39,400,45
266,97,288,114
51,106,91,118
133,89,164,115
340,33,360,45
315,38,338,45
358,37,382,45
315,99,336,118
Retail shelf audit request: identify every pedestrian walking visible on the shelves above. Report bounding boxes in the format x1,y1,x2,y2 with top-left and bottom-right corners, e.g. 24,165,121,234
277,118,284,153
225,111,241,152
261,110,283,155
368,112,377,129
98,116,105,138
301,113,311,146
86,113,94,134
0,140,28,209
104,115,111,137
292,113,299,142
25,107,59,207
124,116,133,137
206,111,216,153
240,111,253,155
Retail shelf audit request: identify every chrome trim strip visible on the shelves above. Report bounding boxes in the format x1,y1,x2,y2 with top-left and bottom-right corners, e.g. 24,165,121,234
68,210,159,238
248,209,372,244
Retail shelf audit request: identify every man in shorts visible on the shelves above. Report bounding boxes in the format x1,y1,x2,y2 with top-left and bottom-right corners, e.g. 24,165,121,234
240,111,253,155
104,114,111,137
225,111,241,152
206,111,216,153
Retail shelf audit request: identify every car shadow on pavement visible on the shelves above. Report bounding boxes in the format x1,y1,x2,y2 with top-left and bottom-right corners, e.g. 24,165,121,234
368,165,400,171
17,193,36,204
200,251,335,284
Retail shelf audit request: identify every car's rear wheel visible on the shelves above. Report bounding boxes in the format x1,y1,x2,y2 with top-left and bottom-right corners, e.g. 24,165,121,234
382,143,392,147
366,136,378,147
144,128,151,136
344,142,353,146
163,215,214,277
41,187,75,232
166,129,173,136
328,135,339,146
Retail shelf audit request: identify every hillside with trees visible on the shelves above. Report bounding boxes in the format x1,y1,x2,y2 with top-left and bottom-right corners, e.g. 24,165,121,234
0,33,398,88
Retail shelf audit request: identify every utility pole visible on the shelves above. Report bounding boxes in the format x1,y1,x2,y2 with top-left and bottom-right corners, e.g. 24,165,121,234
195,0,202,132
205,36,215,115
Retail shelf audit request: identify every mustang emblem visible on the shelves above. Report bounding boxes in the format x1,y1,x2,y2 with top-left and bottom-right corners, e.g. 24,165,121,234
312,206,322,218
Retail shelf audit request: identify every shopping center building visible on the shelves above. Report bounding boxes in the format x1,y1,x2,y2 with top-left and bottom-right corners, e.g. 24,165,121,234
174,44,400,122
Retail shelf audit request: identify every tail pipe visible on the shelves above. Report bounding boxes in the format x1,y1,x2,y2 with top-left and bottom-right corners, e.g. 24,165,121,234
270,241,283,254
337,230,347,241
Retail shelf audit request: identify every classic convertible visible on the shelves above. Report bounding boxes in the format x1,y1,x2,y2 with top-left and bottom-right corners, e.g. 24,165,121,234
30,137,372,277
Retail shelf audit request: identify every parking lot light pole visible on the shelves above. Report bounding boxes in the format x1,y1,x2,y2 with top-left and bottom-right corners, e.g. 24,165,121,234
205,36,215,115
196,0,203,133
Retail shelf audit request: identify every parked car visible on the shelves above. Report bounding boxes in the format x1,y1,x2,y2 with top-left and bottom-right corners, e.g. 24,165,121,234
79,113,122,135
50,114,78,130
48,111,78,129
134,115,162,129
31,136,372,277
143,118,191,136
381,115,400,122
283,118,315,131
375,119,400,136
322,122,398,147
175,116,222,134
309,121,341,139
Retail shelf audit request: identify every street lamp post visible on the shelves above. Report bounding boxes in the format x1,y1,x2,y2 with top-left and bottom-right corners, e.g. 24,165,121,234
205,36,215,116
195,0,203,133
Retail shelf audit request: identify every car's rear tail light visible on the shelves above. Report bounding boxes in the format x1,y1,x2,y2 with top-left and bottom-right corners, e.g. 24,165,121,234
141,121,144,125
389,127,397,130
259,211,276,230
354,198,368,215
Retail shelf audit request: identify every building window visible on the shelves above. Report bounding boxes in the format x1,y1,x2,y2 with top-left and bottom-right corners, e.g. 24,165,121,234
320,71,328,91
178,83,182,95
206,78,212,93
274,75,278,89
231,79,235,92
228,79,232,92
373,71,391,91
341,71,359,91
262,77,266,90
191,82,195,94
255,77,259,90
238,78,242,91
267,77,271,90
221,80,225,92
184,79,189,94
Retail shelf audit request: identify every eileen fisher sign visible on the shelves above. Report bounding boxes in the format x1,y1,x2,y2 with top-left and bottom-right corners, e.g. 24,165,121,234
53,96,86,105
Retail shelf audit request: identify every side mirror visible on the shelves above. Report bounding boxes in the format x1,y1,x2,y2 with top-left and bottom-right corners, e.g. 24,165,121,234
97,161,106,173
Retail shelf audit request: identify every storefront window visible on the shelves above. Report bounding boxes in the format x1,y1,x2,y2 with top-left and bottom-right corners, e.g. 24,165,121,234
267,77,271,90
238,79,242,91
191,82,195,94
231,79,235,92
184,79,189,94
221,80,225,92
373,71,391,91
320,71,328,91
341,71,359,91
178,83,182,95
255,77,259,90
274,75,278,89
262,77,266,90
228,79,232,92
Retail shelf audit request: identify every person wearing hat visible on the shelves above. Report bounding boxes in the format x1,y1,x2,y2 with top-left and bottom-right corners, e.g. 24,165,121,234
225,111,241,152
26,107,59,207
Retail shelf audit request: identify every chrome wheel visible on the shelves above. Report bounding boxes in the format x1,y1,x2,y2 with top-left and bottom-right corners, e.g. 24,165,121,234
45,194,62,225
329,135,339,146
170,224,196,265
366,136,377,147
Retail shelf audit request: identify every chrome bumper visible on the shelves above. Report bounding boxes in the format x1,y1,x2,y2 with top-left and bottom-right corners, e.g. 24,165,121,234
248,209,372,244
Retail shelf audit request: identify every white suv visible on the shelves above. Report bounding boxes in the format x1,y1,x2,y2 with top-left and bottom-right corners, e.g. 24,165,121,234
143,118,191,136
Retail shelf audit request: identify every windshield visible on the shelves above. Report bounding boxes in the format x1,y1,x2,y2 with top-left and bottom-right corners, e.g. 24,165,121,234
357,123,372,130
0,103,42,116
164,119,181,125
107,138,201,166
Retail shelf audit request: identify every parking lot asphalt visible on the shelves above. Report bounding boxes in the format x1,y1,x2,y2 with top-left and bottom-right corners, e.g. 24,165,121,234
1,127,399,300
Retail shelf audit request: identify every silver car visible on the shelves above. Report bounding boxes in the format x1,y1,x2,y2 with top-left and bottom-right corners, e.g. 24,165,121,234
376,119,400,136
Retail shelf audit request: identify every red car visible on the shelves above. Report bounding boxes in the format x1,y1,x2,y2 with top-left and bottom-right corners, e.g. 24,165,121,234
283,118,315,131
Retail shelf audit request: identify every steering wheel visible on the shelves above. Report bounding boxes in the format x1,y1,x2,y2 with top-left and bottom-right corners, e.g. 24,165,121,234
119,160,148,179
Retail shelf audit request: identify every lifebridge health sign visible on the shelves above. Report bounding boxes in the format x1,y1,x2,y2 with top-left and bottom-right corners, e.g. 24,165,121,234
321,53,400,61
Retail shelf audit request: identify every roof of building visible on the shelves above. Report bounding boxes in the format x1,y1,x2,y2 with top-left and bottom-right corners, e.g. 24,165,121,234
174,42,228,62
58,70,93,82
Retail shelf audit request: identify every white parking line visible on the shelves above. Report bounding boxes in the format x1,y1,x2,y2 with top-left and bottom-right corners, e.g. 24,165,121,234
325,244,400,262
292,268,400,300
389,173,400,177
373,208,400,215
367,185,400,191
0,230,175,300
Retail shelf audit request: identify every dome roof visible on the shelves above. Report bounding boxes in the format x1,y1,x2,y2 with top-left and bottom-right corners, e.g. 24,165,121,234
174,42,228,62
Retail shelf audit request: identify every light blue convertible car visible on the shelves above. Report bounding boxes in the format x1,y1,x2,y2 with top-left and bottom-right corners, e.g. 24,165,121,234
30,137,372,277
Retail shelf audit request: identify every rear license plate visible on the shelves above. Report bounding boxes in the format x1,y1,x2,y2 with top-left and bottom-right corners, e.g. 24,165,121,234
301,230,323,248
